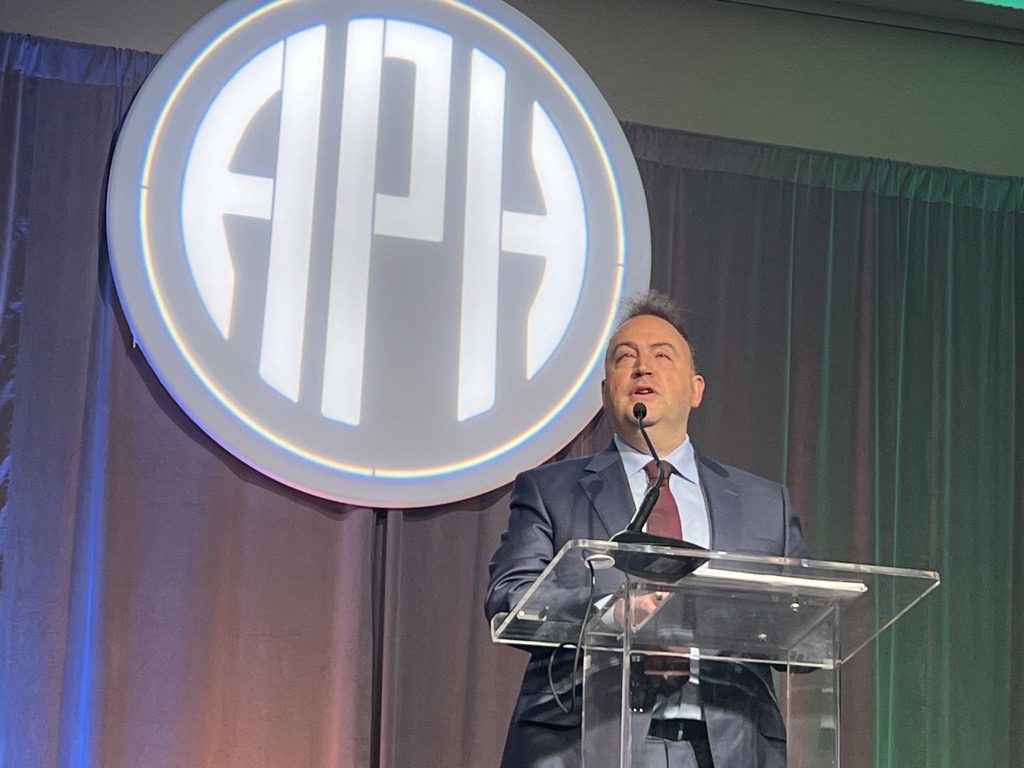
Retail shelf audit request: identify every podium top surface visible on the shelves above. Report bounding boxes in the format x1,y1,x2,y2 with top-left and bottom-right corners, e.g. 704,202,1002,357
491,539,939,667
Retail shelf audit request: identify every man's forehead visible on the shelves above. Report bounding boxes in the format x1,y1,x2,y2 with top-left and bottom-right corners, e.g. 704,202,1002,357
608,314,686,349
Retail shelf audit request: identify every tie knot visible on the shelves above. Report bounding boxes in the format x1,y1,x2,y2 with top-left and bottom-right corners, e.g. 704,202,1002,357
643,460,673,484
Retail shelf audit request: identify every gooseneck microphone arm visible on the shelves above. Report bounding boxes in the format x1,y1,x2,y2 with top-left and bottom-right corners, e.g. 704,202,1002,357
616,402,665,536
633,403,660,466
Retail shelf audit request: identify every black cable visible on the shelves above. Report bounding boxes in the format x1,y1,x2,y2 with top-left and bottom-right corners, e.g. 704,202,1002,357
548,558,599,714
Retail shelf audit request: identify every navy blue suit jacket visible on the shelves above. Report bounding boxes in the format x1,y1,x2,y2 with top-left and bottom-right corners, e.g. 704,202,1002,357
486,442,808,768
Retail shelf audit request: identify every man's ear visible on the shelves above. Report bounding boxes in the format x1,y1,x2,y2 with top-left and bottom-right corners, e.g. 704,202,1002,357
691,374,705,408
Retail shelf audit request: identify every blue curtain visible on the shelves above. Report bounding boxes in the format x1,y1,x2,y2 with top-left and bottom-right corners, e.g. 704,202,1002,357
0,33,378,768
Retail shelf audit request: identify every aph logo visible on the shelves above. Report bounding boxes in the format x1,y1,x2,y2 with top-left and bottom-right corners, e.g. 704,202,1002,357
107,0,650,507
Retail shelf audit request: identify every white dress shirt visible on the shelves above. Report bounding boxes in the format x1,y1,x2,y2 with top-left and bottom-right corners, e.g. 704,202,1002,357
613,434,710,548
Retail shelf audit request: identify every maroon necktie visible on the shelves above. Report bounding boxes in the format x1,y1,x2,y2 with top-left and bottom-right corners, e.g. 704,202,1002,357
643,460,682,540
638,461,689,681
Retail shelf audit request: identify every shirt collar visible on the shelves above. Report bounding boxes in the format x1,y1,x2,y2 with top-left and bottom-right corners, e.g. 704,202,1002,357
613,433,700,485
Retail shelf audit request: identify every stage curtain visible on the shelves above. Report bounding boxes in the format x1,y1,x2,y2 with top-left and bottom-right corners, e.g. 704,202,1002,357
0,30,1021,768
0,33,377,768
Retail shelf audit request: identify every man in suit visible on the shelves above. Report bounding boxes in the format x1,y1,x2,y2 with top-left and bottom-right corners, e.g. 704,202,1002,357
485,292,807,768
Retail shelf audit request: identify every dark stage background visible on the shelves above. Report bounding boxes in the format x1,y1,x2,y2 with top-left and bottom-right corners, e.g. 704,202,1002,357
0,32,1021,768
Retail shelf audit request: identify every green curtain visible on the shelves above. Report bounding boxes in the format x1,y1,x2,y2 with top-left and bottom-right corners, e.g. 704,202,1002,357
625,123,1023,768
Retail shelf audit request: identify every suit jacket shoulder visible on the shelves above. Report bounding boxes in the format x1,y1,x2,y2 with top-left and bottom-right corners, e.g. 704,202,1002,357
485,445,632,621
697,454,808,558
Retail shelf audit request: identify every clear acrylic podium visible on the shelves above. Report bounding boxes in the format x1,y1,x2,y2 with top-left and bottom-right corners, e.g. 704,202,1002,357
490,539,939,768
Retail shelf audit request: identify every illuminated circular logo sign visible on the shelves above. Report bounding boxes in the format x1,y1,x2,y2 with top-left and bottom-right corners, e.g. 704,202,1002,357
107,0,650,507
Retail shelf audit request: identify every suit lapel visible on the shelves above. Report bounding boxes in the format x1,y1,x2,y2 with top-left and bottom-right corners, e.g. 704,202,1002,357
578,444,634,537
697,454,741,551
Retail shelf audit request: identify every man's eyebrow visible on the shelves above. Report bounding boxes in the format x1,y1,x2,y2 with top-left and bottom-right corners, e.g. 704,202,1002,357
609,340,680,355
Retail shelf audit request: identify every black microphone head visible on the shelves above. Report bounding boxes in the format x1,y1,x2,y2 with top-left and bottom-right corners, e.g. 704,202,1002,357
632,402,647,422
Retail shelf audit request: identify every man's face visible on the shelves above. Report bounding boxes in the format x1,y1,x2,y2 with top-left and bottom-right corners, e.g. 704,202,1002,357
601,314,704,450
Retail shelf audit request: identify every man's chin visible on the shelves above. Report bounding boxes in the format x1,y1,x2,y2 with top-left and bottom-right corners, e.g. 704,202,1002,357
627,407,658,426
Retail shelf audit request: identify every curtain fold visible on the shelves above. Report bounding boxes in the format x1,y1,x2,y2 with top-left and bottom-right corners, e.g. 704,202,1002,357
623,121,1022,768
0,33,377,768
868,189,1021,768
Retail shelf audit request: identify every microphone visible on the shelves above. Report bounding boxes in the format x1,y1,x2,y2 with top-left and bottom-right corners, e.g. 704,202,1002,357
626,403,664,533
613,403,665,537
